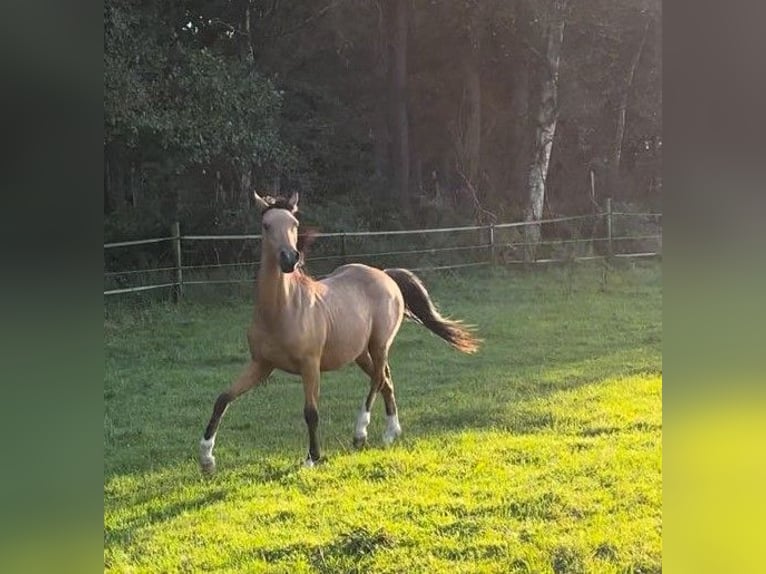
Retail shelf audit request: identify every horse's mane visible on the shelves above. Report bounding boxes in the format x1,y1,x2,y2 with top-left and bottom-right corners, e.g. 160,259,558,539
260,196,296,213
295,227,319,279
297,227,318,257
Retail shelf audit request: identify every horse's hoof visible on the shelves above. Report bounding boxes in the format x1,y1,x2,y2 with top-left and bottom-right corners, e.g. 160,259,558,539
352,435,367,449
200,456,216,475
303,457,317,469
383,415,402,446
382,426,402,446
382,432,399,446
199,437,216,474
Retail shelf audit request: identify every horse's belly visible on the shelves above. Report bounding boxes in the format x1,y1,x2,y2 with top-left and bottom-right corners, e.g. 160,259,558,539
256,328,363,374
319,343,366,371
259,343,303,375
319,353,356,372
319,327,369,372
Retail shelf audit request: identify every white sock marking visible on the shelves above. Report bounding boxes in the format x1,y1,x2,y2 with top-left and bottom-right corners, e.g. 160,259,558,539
355,407,371,440
383,413,402,445
199,436,215,465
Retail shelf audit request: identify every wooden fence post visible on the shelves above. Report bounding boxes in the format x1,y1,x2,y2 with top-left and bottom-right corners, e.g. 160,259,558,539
171,221,183,302
605,197,613,257
488,225,496,266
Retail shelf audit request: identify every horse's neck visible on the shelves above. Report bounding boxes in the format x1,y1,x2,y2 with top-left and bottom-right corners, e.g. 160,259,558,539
255,254,305,327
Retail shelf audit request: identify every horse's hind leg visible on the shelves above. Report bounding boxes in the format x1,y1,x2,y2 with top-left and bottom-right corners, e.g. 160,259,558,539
199,360,273,473
379,363,402,445
353,352,385,447
368,345,402,446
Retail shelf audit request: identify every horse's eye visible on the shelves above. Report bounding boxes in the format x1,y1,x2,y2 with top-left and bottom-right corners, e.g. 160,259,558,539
263,223,271,232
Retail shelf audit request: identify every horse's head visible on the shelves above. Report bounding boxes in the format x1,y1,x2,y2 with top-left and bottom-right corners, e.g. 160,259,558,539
254,191,300,274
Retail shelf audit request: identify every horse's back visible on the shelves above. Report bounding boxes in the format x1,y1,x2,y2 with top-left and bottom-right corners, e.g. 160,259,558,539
319,264,404,358
321,264,399,296
322,263,382,281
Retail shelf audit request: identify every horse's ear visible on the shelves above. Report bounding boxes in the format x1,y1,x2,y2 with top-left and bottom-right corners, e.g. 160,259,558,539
287,192,299,213
253,191,270,211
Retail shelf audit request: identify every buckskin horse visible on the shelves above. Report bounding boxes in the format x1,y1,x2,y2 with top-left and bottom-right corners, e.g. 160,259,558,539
199,191,480,472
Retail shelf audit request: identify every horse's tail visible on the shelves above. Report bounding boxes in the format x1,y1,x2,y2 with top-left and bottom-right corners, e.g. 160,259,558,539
384,268,480,354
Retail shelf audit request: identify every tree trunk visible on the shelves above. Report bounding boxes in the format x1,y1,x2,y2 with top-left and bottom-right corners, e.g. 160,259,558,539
129,164,138,207
241,0,255,67
452,24,482,220
388,0,410,214
373,0,390,184
459,46,482,185
525,0,566,259
509,50,530,210
104,143,126,213
238,0,256,210
415,157,423,195
159,161,180,223
609,17,650,199
239,165,253,212
104,154,112,214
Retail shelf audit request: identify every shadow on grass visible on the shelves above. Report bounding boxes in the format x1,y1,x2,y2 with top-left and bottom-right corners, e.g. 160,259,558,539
228,526,396,573
224,458,301,485
105,489,227,548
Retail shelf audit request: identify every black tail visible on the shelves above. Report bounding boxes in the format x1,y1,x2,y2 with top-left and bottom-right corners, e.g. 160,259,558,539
384,268,480,354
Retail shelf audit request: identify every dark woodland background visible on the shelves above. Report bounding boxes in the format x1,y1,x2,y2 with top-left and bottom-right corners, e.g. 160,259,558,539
104,0,661,240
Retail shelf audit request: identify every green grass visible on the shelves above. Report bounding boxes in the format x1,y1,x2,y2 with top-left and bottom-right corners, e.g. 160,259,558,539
104,261,662,573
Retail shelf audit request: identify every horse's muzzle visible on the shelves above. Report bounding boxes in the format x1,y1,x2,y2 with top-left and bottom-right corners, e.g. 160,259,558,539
279,248,299,273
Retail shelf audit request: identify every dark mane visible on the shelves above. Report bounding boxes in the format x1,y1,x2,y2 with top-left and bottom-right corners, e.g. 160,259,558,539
295,227,319,278
297,227,318,256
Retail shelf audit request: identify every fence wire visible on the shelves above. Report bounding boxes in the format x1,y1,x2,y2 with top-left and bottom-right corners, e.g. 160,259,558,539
104,212,661,297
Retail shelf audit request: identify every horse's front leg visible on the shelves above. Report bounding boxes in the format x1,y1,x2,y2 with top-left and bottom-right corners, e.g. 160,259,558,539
301,360,322,467
199,360,273,474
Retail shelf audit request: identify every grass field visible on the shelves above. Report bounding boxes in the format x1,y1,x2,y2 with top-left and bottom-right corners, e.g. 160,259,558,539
104,261,662,573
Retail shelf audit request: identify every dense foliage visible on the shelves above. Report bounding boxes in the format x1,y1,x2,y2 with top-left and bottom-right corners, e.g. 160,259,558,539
104,0,661,239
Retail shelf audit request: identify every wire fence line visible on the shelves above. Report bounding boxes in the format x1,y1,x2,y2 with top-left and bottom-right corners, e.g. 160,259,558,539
104,236,177,249
104,209,661,298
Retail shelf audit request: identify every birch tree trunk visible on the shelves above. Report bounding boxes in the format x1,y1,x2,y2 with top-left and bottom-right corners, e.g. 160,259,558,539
525,0,567,259
609,17,650,199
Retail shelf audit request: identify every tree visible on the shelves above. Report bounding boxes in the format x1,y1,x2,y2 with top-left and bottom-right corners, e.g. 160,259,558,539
609,16,651,196
387,0,411,213
524,0,568,255
104,0,285,234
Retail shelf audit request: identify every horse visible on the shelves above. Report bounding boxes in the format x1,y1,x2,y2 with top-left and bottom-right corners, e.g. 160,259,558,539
199,191,480,472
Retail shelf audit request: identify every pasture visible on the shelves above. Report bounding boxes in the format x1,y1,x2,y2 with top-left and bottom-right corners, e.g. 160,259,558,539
104,262,662,573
